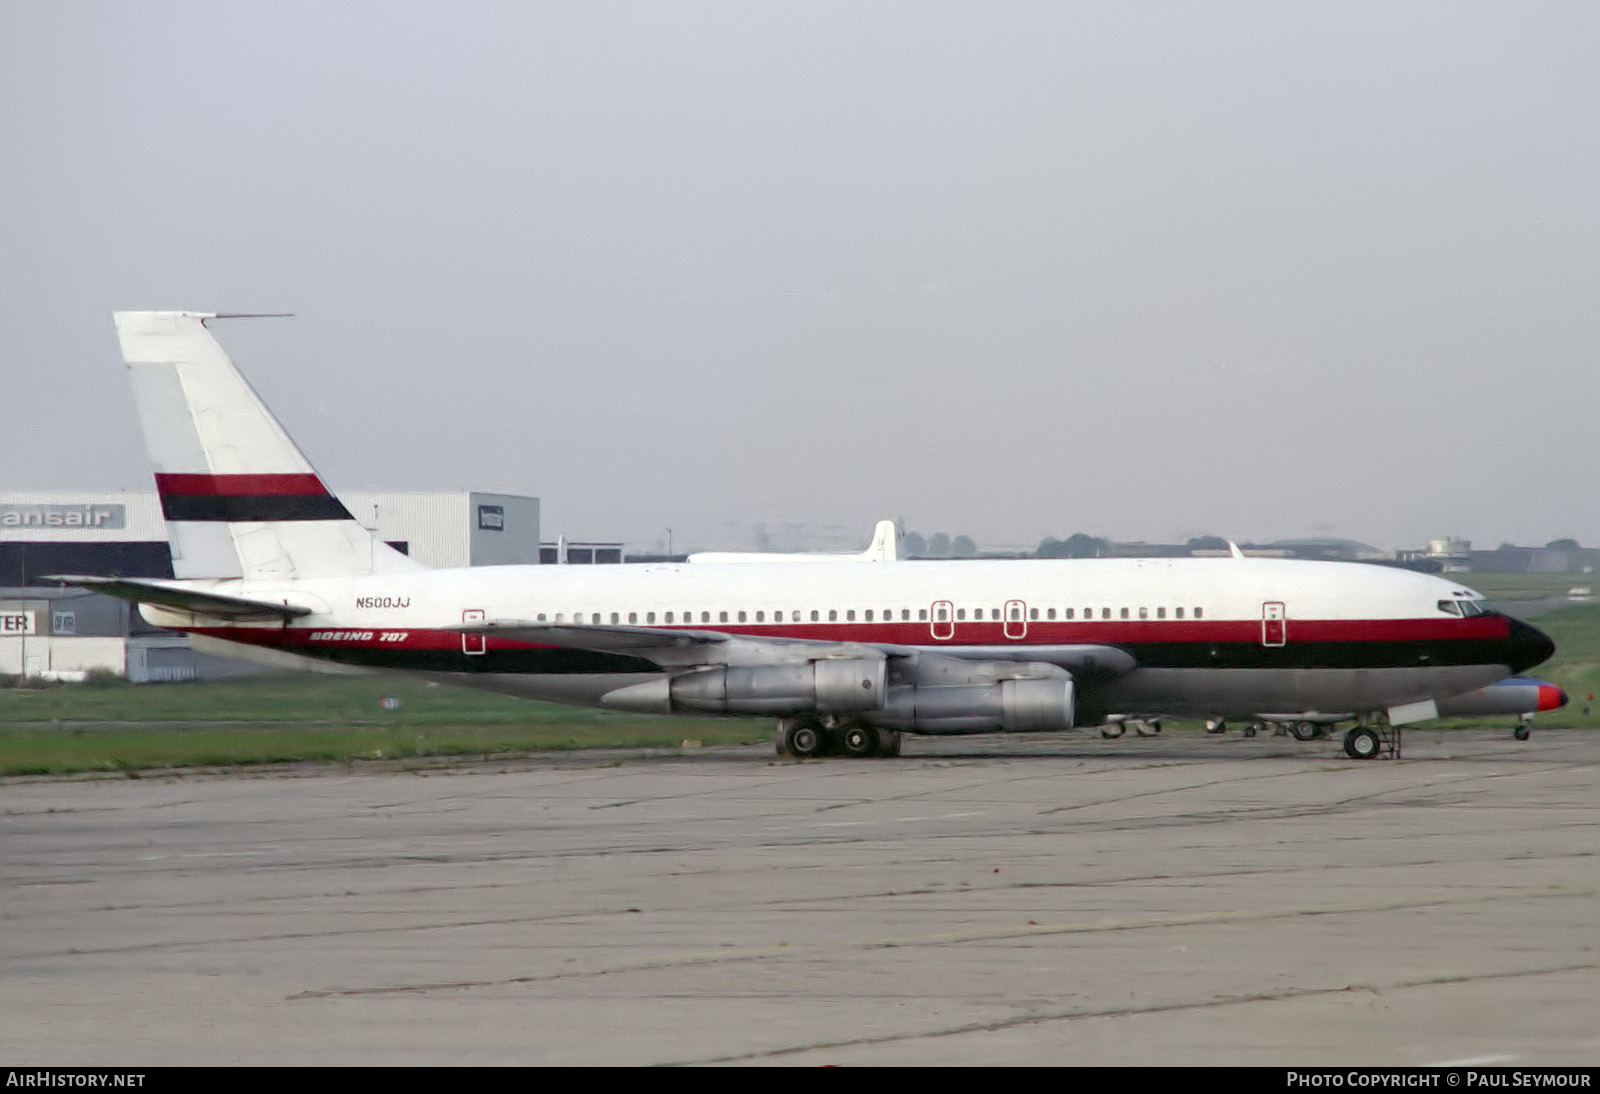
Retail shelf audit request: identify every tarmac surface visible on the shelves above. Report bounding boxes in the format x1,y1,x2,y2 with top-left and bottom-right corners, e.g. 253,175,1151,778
3,728,1596,1066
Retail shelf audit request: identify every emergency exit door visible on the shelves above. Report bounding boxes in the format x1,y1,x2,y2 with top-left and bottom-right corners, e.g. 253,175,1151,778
1004,600,1027,639
1262,602,1286,647
463,609,486,655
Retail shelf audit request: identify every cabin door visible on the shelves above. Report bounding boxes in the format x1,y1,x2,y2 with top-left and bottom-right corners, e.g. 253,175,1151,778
1262,601,1286,647
930,600,955,641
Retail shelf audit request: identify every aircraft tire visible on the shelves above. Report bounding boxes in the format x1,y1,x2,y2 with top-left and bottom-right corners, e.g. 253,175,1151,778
782,719,829,759
1344,726,1381,760
840,723,881,758
879,730,903,757
1289,721,1320,741
1514,724,1531,741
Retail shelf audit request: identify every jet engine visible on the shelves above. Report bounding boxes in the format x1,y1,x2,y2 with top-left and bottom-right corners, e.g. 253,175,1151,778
602,658,887,716
874,677,1076,734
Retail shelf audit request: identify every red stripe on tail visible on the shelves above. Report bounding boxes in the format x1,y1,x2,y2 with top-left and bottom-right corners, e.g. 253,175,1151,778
154,473,329,497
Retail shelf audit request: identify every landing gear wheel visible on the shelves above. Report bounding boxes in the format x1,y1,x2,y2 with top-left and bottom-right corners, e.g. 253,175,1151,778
1204,719,1228,735
1514,724,1531,741
1344,726,1381,760
879,730,903,757
840,724,882,758
781,719,829,759
1100,722,1125,739
1289,721,1320,741
1243,721,1259,738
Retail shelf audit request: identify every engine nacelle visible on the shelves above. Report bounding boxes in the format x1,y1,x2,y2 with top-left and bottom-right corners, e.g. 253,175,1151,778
875,678,1075,734
660,658,887,715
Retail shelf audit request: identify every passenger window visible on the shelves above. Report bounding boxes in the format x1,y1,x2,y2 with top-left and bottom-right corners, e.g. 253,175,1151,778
829,610,838,622
610,612,620,624
646,612,655,624
865,610,873,622
1047,608,1056,620
738,611,747,623
592,613,601,624
1062,608,1072,619
1194,607,1203,619
956,608,966,621
555,613,564,622
1102,608,1111,620
719,611,728,623
628,612,637,624
537,613,547,622
1175,607,1184,619
810,610,819,622
1138,607,1148,620
755,611,765,622
919,608,928,621
847,610,856,621
1156,607,1166,619
1029,608,1038,620
665,612,674,624
1120,608,1129,619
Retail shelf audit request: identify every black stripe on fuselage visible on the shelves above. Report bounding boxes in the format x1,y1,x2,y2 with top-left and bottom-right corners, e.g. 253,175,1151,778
160,495,354,522
1119,638,1522,671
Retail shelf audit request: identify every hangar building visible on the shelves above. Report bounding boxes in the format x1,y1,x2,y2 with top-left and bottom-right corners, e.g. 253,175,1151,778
1,490,537,681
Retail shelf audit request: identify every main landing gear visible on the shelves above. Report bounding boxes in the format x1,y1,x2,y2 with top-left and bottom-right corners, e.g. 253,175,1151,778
775,716,903,759
1342,722,1400,760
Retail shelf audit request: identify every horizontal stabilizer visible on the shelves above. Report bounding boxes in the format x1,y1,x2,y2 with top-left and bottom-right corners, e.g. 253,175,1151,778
43,575,312,621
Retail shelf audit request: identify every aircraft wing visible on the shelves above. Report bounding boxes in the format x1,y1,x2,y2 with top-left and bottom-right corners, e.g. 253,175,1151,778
41,575,312,621
459,620,1136,678
460,619,731,653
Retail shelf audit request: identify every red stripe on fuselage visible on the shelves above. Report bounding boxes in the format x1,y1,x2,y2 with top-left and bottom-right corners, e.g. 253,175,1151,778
182,613,1510,652
153,473,329,497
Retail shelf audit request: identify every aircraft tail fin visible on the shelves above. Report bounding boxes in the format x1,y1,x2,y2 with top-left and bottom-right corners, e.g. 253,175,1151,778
113,311,426,580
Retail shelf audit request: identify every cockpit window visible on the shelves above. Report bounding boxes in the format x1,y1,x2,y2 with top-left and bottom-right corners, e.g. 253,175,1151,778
1459,598,1490,617
1437,599,1461,616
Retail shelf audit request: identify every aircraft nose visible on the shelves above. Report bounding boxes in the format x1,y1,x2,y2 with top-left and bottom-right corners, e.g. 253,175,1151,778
1505,616,1556,673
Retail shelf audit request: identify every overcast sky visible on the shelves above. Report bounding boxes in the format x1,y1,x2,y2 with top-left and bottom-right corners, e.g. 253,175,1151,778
3,2,1597,553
